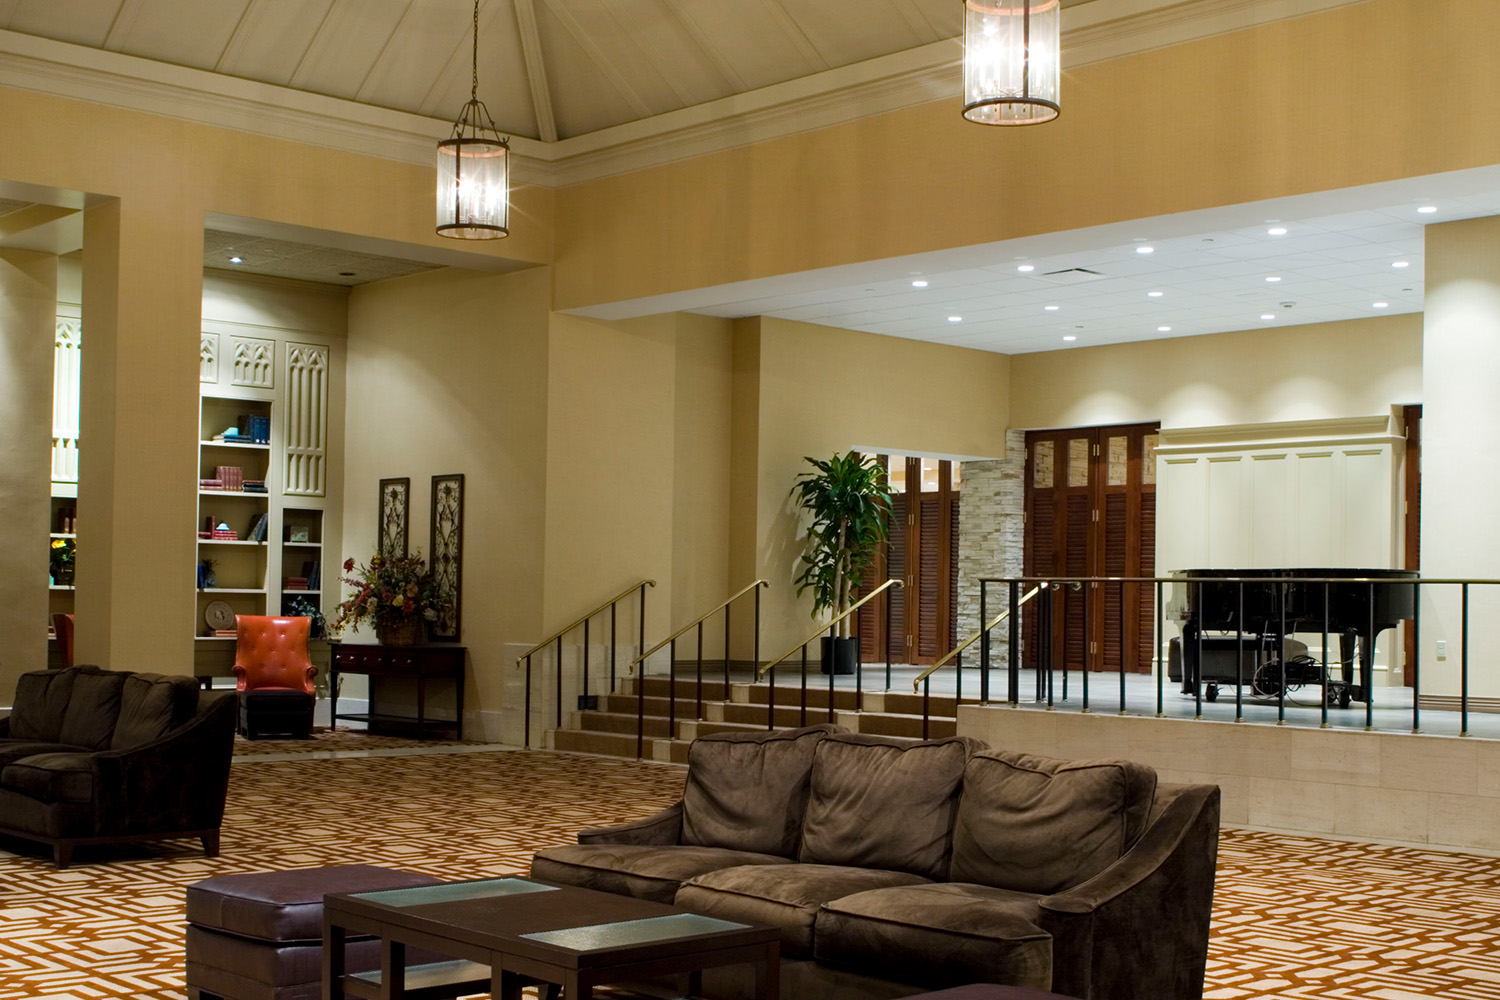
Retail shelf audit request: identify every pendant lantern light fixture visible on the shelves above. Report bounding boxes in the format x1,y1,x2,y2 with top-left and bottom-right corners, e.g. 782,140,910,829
436,0,509,239
961,0,1061,126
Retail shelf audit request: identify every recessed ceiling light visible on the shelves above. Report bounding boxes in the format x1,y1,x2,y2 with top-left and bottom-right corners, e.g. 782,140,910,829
1136,246,1155,254
1265,276,1282,282
338,271,356,277
1044,305,1059,311
912,280,929,288
1157,326,1172,332
1373,301,1389,308
1063,335,1077,342
228,256,244,264
1392,261,1410,268
1261,313,1276,320
1418,205,1438,214
1267,227,1287,236
1147,291,1164,298
948,316,963,323
1017,264,1035,273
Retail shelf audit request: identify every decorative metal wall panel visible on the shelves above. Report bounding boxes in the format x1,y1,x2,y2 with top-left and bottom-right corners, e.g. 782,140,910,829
230,335,275,387
284,342,329,496
429,473,464,641
51,318,81,485
200,332,219,383
379,478,410,560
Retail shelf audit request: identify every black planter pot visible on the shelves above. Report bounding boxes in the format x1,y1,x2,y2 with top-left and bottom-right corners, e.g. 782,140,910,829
819,635,860,675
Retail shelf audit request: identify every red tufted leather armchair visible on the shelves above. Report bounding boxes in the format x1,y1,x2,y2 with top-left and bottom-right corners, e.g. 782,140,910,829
233,616,316,739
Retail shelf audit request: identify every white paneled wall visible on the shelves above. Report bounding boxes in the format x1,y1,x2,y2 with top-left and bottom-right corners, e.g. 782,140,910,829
1157,413,1404,575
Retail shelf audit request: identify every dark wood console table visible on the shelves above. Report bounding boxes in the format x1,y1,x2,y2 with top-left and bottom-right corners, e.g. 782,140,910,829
328,642,466,740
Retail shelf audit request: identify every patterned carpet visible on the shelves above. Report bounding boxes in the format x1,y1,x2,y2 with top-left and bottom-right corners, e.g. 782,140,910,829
1,744,1498,1000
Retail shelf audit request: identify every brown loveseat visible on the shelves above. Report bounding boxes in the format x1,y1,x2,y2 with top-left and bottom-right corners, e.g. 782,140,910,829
531,726,1219,1000
0,665,238,867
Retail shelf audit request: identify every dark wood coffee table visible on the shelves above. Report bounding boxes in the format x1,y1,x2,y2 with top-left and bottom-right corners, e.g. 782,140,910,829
323,876,780,1000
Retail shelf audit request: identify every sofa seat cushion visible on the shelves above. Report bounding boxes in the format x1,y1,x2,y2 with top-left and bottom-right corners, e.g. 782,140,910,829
186,865,444,943
677,863,930,957
2,753,96,804
530,844,793,904
800,734,984,880
0,741,90,770
814,882,1052,992
950,750,1157,894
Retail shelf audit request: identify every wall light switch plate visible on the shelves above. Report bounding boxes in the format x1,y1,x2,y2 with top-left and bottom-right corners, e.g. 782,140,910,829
1436,639,1448,659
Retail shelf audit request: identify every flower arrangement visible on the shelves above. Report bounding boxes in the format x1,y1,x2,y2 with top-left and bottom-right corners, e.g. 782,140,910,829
328,551,450,641
49,538,76,584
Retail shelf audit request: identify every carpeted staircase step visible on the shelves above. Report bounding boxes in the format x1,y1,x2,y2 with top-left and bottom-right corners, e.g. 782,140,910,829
569,711,673,737
853,712,958,739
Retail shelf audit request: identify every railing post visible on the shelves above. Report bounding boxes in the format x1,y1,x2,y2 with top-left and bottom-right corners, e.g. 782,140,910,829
524,653,533,748
826,624,836,724
1277,580,1287,724
1080,578,1090,713
885,582,893,691
1010,580,1020,706
1365,581,1376,732
1410,579,1421,735
1154,580,1163,718
1320,583,1329,729
669,638,678,739
696,623,704,721
922,675,930,739
799,645,808,727
1237,581,1246,723
980,580,990,705
1461,582,1470,737
555,635,563,730
724,601,732,694
1193,581,1203,718
610,603,618,694
582,616,590,710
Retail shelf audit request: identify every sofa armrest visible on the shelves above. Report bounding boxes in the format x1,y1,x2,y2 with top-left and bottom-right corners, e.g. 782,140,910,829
576,801,683,845
0,716,10,738
1036,783,1220,1000
88,692,239,836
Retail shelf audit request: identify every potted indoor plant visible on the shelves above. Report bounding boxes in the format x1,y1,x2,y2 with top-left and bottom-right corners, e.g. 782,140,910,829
791,451,893,674
329,551,450,646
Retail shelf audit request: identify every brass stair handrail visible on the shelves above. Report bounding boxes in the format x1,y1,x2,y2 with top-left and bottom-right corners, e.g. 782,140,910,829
514,579,656,667
757,579,904,680
912,585,1043,693
629,580,770,673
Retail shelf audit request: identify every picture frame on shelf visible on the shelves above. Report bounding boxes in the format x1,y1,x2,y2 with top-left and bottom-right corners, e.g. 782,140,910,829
288,525,310,543
429,473,464,642
379,477,409,560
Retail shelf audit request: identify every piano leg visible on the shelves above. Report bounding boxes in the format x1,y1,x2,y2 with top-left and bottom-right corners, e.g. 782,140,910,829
1181,623,1201,696
1337,629,1366,702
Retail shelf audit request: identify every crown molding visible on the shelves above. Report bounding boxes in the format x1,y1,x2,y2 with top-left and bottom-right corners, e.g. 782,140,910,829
0,0,1371,190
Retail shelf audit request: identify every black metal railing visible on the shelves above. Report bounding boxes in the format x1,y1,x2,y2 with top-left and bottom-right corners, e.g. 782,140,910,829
911,584,1043,737
756,579,903,728
627,580,769,759
923,574,1500,740
514,579,654,748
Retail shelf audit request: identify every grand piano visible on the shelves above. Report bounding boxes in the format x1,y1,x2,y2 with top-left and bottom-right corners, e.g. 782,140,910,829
1170,568,1419,706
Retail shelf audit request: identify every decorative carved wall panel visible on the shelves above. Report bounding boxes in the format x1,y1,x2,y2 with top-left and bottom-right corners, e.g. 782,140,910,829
52,318,81,485
200,333,219,383
284,342,329,496
230,335,275,388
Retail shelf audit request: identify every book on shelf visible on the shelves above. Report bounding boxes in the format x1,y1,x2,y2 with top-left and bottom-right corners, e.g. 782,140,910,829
212,528,238,540
215,466,243,491
213,629,238,638
301,560,321,590
199,479,223,490
236,414,271,445
247,513,269,541
284,576,309,590
242,481,267,493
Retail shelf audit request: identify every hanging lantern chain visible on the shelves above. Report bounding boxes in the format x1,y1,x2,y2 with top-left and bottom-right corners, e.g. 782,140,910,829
450,0,507,145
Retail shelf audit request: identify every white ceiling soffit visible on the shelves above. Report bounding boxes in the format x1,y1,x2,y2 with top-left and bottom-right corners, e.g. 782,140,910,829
564,163,1500,355
0,0,1370,189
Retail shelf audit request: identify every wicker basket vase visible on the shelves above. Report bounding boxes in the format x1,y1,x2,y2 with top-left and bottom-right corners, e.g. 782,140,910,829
375,616,425,646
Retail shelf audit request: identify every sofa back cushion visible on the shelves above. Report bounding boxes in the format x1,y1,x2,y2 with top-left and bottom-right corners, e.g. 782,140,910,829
7,668,77,741
950,750,1157,894
57,666,128,750
799,734,981,880
681,724,842,857
111,673,201,750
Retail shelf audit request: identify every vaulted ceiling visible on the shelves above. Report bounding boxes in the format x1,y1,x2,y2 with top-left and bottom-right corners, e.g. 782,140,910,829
0,0,1093,142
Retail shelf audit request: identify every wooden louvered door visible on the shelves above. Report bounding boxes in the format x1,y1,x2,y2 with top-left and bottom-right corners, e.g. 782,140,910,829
1025,424,1158,674
858,456,959,665
1094,425,1159,674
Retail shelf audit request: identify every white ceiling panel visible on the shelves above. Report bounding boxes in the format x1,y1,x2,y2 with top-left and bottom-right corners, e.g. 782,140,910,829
779,0,927,69
5,0,123,49
104,0,250,72
214,0,336,83
288,0,415,101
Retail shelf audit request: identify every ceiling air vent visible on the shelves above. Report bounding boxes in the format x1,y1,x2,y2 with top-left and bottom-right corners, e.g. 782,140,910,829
1035,268,1107,285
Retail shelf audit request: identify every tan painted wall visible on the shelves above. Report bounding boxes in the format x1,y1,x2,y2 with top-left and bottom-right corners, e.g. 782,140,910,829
1420,216,1500,698
0,82,552,675
749,317,1011,651
0,250,57,695
1010,314,1424,431
553,0,1499,311
345,266,551,738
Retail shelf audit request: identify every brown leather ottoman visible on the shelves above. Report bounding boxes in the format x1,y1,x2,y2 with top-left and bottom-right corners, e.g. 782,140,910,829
184,864,445,1000
901,987,1073,1000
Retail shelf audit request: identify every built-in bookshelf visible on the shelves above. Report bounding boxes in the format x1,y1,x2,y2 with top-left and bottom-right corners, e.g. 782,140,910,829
280,508,325,620
196,394,272,637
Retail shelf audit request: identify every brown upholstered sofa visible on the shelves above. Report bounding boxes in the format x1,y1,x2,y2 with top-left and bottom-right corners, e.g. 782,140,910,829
0,665,238,867
532,725,1219,1000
